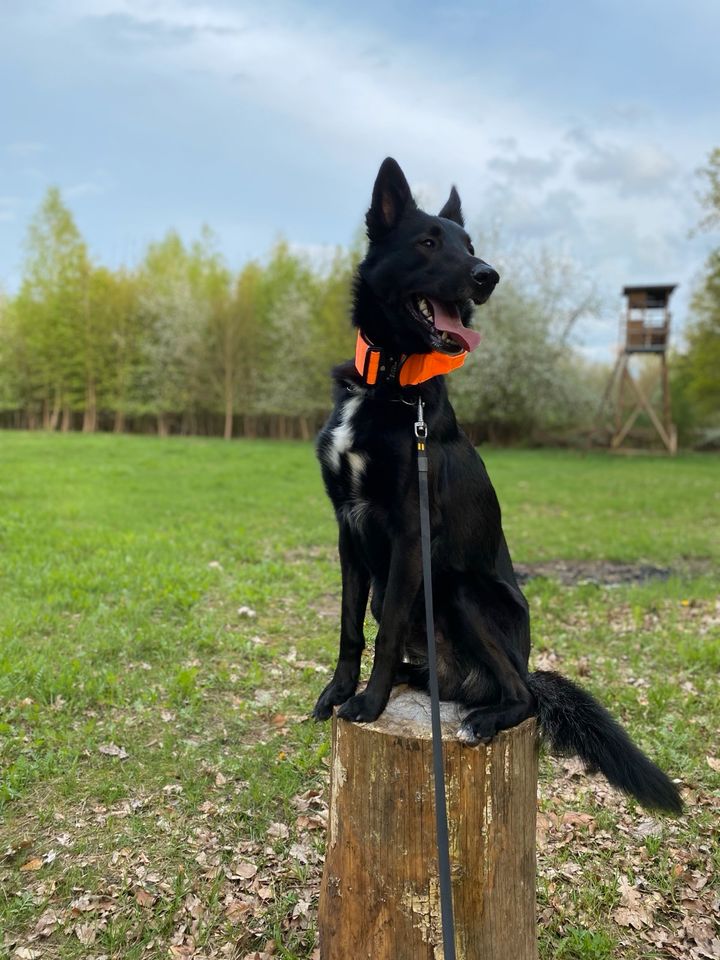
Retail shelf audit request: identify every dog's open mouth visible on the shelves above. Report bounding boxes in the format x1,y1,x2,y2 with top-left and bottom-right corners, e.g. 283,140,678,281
409,296,482,354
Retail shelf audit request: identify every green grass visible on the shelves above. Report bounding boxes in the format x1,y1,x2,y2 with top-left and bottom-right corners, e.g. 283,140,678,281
0,433,718,959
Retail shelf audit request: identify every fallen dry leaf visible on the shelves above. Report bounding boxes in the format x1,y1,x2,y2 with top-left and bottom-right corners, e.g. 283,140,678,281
134,887,155,908
614,906,646,930
613,876,653,929
226,860,257,881
184,893,204,919
98,743,128,759
169,947,195,959
296,814,325,832
267,822,289,840
70,895,96,914
292,899,311,919
33,909,61,938
74,921,99,945
225,899,252,923
288,839,317,865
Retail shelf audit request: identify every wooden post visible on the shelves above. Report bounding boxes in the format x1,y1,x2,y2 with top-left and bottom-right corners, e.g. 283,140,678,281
319,688,539,960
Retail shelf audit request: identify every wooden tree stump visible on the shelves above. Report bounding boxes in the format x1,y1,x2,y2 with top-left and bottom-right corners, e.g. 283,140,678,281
319,687,539,960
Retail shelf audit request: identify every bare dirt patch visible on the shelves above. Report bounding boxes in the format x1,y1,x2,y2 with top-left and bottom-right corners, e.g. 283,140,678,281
514,560,712,587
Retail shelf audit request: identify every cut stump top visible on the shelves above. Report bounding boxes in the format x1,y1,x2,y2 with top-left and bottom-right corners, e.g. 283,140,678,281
358,686,537,744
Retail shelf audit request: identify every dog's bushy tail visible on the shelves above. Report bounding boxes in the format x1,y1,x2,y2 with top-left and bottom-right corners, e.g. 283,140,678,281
527,670,682,815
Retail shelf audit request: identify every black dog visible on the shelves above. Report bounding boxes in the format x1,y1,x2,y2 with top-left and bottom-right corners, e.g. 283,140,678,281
313,157,681,814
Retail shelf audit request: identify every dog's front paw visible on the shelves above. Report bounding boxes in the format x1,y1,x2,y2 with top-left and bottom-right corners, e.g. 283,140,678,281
312,679,356,721
457,710,497,745
336,692,384,723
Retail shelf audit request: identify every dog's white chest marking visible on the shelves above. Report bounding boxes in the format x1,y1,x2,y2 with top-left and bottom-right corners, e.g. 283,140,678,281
324,394,364,476
323,392,372,530
346,450,368,495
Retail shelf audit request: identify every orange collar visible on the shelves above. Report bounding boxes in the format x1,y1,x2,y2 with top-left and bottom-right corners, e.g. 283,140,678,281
354,330,467,387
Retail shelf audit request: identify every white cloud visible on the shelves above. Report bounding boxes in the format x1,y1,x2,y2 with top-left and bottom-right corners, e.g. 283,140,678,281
65,180,106,198
6,141,47,158
572,132,678,196
68,0,560,189
487,152,562,185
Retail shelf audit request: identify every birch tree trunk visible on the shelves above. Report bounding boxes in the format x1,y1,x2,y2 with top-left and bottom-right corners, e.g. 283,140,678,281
83,378,97,432
224,394,233,440
114,408,125,433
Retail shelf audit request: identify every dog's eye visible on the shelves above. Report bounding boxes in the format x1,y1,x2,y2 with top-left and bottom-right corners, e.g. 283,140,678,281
419,238,436,249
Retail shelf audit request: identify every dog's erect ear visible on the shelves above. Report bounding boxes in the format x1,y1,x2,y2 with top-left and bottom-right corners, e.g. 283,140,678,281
438,186,464,226
366,157,416,241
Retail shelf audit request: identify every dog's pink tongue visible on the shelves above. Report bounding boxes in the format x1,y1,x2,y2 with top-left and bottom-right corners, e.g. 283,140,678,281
429,299,482,352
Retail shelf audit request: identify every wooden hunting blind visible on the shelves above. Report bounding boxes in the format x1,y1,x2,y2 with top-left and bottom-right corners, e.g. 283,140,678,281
598,283,678,454
623,284,674,353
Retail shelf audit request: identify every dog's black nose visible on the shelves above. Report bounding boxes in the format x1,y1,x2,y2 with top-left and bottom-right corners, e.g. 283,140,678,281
472,263,500,288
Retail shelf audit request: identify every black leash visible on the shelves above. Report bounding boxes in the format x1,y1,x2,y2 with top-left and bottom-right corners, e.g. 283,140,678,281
414,398,457,960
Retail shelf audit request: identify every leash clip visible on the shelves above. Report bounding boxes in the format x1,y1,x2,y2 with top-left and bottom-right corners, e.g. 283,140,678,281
414,398,428,440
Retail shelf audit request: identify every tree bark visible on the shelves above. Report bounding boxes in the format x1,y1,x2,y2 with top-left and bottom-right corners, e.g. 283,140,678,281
223,354,235,440
83,378,97,432
319,688,538,960
49,390,61,431
114,408,126,433
224,395,233,440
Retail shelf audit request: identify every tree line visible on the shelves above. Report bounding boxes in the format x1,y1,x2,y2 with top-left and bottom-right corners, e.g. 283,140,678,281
0,169,717,444
0,188,360,439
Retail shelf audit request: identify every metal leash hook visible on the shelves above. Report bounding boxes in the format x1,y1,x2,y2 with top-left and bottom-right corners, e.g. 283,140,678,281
415,397,457,960
414,398,428,443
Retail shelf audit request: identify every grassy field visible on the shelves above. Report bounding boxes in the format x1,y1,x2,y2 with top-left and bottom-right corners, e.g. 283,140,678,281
0,432,718,960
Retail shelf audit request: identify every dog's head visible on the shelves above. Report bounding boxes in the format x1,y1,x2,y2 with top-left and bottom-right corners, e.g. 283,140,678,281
357,157,499,355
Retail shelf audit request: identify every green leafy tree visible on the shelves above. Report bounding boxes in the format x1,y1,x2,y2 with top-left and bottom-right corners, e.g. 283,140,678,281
14,187,91,429
309,246,358,401
135,229,225,434
205,260,262,438
697,147,720,233
684,250,720,419
0,292,24,415
674,148,720,436
247,241,357,436
101,268,143,432
252,242,316,423
450,248,601,441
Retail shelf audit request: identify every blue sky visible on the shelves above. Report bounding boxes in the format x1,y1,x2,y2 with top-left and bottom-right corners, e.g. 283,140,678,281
2,0,719,358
